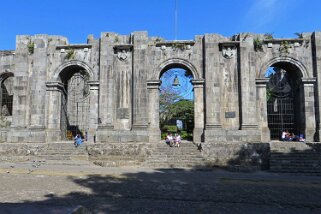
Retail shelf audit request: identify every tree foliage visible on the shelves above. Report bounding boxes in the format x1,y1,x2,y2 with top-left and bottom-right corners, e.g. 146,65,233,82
159,88,194,131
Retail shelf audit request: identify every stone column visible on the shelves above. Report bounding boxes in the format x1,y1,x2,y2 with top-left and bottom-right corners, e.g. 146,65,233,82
97,33,115,142
239,45,258,130
192,79,205,143
30,38,48,130
88,81,99,142
8,36,31,142
11,38,29,130
302,78,316,142
204,36,222,131
45,81,64,142
312,32,321,141
132,32,149,142
147,80,161,142
256,79,270,142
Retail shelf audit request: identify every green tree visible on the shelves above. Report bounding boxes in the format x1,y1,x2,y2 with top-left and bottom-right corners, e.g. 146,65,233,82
170,100,194,132
159,88,194,132
159,88,183,127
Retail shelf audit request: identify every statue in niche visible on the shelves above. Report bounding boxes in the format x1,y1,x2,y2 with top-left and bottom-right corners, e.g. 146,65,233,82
117,49,128,61
222,46,236,59
1,105,9,116
0,105,11,127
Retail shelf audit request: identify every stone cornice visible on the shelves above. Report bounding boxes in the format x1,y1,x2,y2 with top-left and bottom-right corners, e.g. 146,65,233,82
262,38,306,44
255,78,269,84
0,50,15,56
191,79,205,87
56,44,92,50
218,41,240,47
147,80,161,89
45,81,64,91
302,77,317,84
155,40,195,47
113,44,133,51
88,81,100,90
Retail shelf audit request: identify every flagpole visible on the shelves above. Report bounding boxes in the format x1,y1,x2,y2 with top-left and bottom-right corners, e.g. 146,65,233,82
175,0,178,40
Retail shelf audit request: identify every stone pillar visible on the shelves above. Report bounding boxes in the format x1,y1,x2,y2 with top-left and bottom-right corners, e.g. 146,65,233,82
239,45,258,130
113,45,133,131
132,32,149,141
204,36,222,135
147,80,161,142
312,32,321,141
88,81,99,142
30,37,48,130
256,79,270,142
96,64,114,142
192,79,205,143
11,37,29,129
45,81,63,142
8,36,31,142
302,78,316,142
97,33,115,140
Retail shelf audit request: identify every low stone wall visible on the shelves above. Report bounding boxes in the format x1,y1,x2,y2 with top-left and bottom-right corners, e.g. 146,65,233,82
0,142,270,169
0,143,48,161
201,142,270,170
87,143,157,167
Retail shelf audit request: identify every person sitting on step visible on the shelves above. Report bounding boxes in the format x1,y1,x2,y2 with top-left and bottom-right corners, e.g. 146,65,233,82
165,132,174,147
174,133,181,147
74,134,83,148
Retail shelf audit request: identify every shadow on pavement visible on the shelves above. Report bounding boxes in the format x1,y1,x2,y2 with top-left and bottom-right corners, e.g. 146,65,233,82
1,165,321,214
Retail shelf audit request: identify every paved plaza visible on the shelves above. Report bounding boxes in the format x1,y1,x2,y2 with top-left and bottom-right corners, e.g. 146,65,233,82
0,162,320,214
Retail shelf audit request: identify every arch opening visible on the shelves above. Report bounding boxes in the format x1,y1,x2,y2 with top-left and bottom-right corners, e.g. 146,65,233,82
0,73,14,128
265,62,305,140
159,66,194,141
59,65,90,140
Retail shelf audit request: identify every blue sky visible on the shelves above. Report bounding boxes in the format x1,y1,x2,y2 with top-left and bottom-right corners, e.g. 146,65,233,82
1,0,321,50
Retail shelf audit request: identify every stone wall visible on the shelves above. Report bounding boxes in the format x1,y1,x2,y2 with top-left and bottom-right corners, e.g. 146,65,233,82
0,31,320,143
202,142,270,170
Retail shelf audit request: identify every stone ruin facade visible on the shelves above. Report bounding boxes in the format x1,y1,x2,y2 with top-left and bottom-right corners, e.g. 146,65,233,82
0,31,321,144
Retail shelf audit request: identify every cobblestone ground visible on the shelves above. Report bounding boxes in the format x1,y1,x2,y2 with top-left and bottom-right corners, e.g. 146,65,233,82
0,162,320,214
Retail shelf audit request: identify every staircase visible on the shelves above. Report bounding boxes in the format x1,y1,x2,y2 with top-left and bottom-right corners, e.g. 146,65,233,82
142,141,206,168
269,141,321,175
31,142,90,166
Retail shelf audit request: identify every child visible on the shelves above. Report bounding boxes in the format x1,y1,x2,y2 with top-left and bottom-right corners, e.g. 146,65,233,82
174,133,181,147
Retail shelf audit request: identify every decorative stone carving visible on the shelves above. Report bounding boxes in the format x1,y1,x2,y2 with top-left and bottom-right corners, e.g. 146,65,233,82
117,49,128,61
113,45,133,62
219,42,239,59
222,46,236,59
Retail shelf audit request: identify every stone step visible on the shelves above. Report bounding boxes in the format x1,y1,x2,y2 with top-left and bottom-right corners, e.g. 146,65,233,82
28,160,92,167
142,162,208,168
148,154,203,159
269,142,321,174
34,155,88,161
155,143,197,148
37,151,88,155
145,159,206,163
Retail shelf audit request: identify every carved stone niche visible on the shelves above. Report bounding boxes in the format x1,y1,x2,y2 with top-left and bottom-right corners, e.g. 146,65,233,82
113,45,133,61
219,42,239,59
